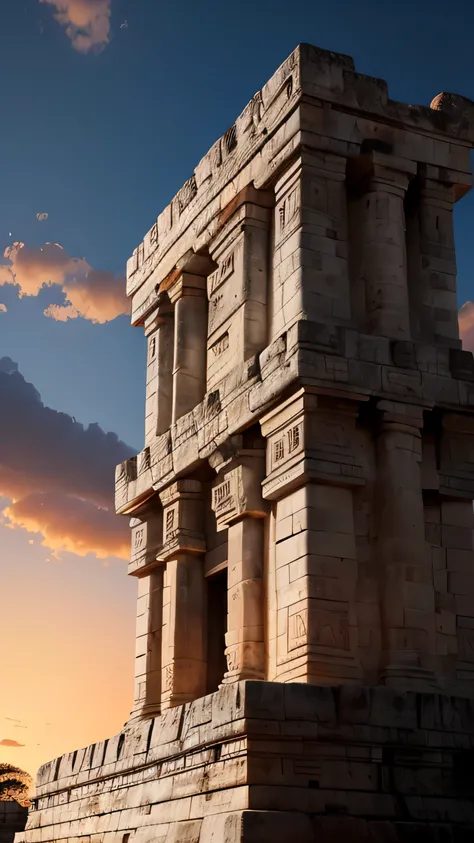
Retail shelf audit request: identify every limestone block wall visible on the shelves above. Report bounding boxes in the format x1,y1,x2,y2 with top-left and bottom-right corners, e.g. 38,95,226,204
21,683,474,843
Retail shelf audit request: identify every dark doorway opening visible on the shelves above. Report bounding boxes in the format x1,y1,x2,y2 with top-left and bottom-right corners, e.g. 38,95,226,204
206,568,228,694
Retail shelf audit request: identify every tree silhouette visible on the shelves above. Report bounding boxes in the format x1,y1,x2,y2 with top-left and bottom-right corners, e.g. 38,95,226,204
0,764,32,805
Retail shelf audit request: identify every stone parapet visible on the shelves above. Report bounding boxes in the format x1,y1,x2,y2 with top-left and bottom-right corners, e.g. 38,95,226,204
24,682,474,842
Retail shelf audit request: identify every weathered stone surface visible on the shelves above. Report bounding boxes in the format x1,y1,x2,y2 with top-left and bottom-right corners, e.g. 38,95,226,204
25,42,474,843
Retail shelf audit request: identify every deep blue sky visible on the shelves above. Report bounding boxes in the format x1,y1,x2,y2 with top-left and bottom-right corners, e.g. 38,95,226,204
1,0,473,449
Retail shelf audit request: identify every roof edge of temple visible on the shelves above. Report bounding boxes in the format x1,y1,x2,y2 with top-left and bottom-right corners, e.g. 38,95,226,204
125,43,474,326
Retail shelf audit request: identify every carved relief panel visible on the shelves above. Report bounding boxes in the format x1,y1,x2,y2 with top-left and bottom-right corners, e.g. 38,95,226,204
206,200,271,393
211,451,268,531
128,499,163,577
261,389,365,500
158,480,206,560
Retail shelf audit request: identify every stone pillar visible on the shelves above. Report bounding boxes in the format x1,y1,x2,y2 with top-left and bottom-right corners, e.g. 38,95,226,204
169,274,207,424
211,448,268,683
127,501,164,722
144,300,174,442
158,480,207,708
408,174,459,346
260,390,365,684
375,400,436,689
348,151,416,339
271,151,351,339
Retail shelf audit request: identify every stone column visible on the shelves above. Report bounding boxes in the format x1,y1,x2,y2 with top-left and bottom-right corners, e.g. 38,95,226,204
144,300,174,442
169,273,208,424
127,501,164,722
211,448,268,683
158,480,207,708
409,175,459,347
348,151,416,340
375,400,436,689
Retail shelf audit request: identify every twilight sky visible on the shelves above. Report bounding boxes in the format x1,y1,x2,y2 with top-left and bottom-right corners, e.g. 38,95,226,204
2,0,474,779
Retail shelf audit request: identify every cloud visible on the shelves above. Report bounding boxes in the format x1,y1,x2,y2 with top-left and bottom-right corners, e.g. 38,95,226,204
5,493,130,560
40,0,111,53
0,242,129,324
459,301,474,351
0,304,6,313
0,359,133,559
36,213,49,221
0,740,24,748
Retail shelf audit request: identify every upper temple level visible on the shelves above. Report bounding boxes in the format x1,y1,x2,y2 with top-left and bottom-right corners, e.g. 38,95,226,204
116,42,474,516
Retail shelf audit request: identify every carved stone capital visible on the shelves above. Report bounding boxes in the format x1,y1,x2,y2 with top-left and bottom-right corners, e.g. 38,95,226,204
128,498,163,577
158,479,206,560
211,452,268,531
347,150,416,197
260,388,366,500
167,272,207,304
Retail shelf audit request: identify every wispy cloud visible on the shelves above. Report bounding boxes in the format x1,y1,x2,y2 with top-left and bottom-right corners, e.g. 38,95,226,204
40,0,112,53
0,242,129,324
0,358,132,560
0,739,24,748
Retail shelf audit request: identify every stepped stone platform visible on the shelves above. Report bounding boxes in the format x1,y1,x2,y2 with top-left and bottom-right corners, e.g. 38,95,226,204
18,43,474,842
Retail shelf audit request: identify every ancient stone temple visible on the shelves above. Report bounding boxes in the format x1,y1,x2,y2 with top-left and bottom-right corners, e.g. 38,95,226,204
20,44,474,842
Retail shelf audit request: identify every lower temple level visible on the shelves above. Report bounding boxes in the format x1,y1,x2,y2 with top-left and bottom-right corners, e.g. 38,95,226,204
20,682,474,843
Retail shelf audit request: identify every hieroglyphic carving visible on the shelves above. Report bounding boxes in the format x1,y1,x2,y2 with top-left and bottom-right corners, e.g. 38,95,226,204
210,332,230,357
276,184,300,243
163,664,174,693
269,422,304,471
208,251,234,296
288,609,308,650
288,604,350,652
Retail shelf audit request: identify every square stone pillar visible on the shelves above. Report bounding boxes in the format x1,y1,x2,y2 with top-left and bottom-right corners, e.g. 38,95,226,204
261,390,365,684
347,151,416,339
168,274,208,424
206,188,272,394
375,400,436,690
270,151,351,339
158,480,207,708
127,500,164,722
406,173,461,347
144,300,174,444
211,448,268,682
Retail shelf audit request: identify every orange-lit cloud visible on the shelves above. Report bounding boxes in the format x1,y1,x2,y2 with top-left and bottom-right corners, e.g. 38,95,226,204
40,0,111,53
0,358,132,559
0,740,24,748
5,493,130,560
0,304,6,313
459,301,474,351
0,242,129,324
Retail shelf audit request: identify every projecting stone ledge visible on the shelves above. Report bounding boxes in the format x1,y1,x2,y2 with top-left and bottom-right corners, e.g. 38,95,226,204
23,682,474,843
115,323,474,515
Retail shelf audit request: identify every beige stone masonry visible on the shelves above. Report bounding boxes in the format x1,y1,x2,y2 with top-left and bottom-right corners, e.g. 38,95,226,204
347,151,416,340
375,400,436,690
168,273,208,425
144,302,174,444
207,193,271,394
211,448,268,683
158,481,207,709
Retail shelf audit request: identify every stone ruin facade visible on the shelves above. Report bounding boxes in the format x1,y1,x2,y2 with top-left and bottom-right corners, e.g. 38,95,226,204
18,44,474,842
